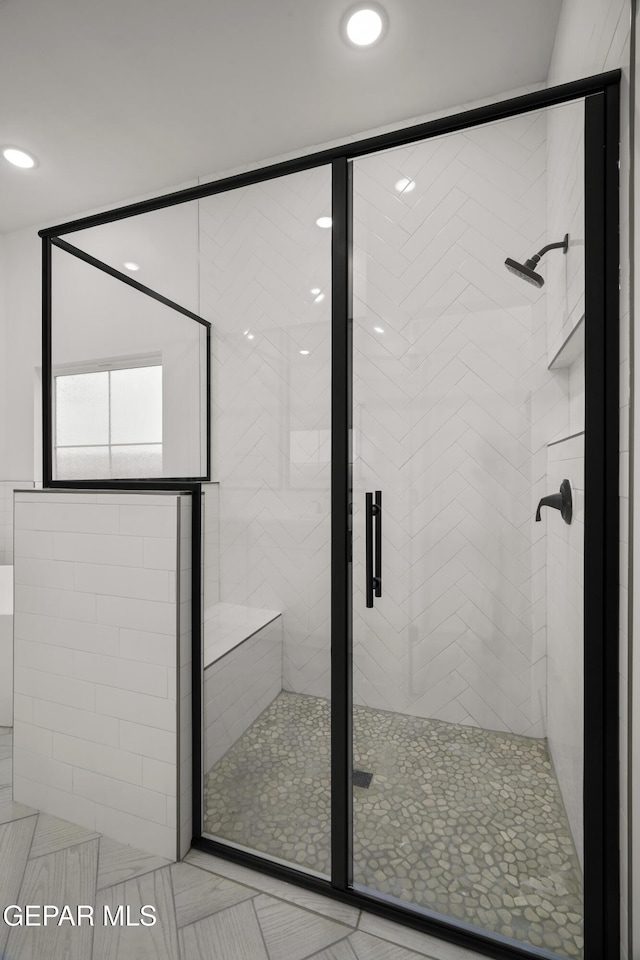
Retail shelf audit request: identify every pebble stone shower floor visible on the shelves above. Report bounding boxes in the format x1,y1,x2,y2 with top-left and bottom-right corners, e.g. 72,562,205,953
204,692,583,959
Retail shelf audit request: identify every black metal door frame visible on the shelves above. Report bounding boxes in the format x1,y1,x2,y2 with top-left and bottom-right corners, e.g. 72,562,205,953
39,70,621,960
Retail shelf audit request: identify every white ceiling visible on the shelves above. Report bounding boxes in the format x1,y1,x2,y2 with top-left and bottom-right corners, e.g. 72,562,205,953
0,0,562,234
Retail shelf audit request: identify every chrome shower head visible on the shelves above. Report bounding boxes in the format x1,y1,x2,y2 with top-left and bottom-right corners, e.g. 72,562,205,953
505,233,569,288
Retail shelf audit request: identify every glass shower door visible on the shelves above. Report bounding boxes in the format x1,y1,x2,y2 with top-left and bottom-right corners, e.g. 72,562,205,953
199,165,334,879
350,105,585,960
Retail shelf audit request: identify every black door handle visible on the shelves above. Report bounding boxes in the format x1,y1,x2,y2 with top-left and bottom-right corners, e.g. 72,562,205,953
374,490,382,599
366,492,374,608
365,491,382,608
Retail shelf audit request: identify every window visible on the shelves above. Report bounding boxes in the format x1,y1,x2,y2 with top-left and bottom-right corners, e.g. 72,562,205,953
54,362,162,480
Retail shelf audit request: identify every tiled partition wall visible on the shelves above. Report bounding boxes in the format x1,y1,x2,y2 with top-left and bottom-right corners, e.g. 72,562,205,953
12,490,192,861
177,494,192,860
351,113,556,734
546,434,584,866
200,168,332,697
544,96,585,863
547,2,632,952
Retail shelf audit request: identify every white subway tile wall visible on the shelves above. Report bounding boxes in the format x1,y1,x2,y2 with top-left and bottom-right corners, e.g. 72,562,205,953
12,490,190,861
178,494,193,859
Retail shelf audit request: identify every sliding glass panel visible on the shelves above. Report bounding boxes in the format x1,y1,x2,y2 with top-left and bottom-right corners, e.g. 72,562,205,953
351,101,584,959
200,166,333,877
51,241,207,479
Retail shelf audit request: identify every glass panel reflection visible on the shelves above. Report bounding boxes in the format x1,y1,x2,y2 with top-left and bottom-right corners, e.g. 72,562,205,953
200,164,332,878
54,365,163,480
110,366,162,444
55,371,109,446
51,240,207,480
110,444,162,478
351,101,585,960
55,446,110,480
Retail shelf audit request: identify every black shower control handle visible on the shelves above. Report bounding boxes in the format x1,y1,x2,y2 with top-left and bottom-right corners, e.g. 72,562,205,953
535,478,572,524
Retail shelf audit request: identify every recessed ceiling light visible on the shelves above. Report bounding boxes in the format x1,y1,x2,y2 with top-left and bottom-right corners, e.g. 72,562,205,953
247,334,255,340
316,217,332,229
395,177,415,194
2,146,37,169
374,326,384,333
300,350,310,355
123,261,140,271
314,293,325,303
244,330,250,336
310,287,321,295
344,5,386,47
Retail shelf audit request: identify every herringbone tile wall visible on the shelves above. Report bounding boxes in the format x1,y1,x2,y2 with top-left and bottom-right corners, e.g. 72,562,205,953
546,100,585,362
352,113,559,735
199,167,333,697
198,110,581,739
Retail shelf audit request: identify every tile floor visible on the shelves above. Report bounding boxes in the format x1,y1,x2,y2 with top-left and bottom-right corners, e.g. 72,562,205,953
204,693,583,959
0,726,485,960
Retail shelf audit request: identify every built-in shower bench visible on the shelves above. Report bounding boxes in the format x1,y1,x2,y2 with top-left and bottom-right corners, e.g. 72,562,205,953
203,602,281,667
203,602,283,774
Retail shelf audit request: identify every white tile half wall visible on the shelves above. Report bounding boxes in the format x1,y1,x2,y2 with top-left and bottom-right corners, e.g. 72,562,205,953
12,489,193,861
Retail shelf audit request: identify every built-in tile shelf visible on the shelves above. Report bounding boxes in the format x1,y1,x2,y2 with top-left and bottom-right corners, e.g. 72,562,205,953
548,314,584,370
548,430,585,448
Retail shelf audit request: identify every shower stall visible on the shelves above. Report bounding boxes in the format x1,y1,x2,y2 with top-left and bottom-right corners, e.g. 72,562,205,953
39,72,620,960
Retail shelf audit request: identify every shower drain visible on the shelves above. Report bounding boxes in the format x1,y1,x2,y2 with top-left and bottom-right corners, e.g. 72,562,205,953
353,769,373,788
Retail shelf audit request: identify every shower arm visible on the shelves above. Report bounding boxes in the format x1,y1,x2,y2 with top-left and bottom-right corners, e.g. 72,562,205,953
526,234,569,268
